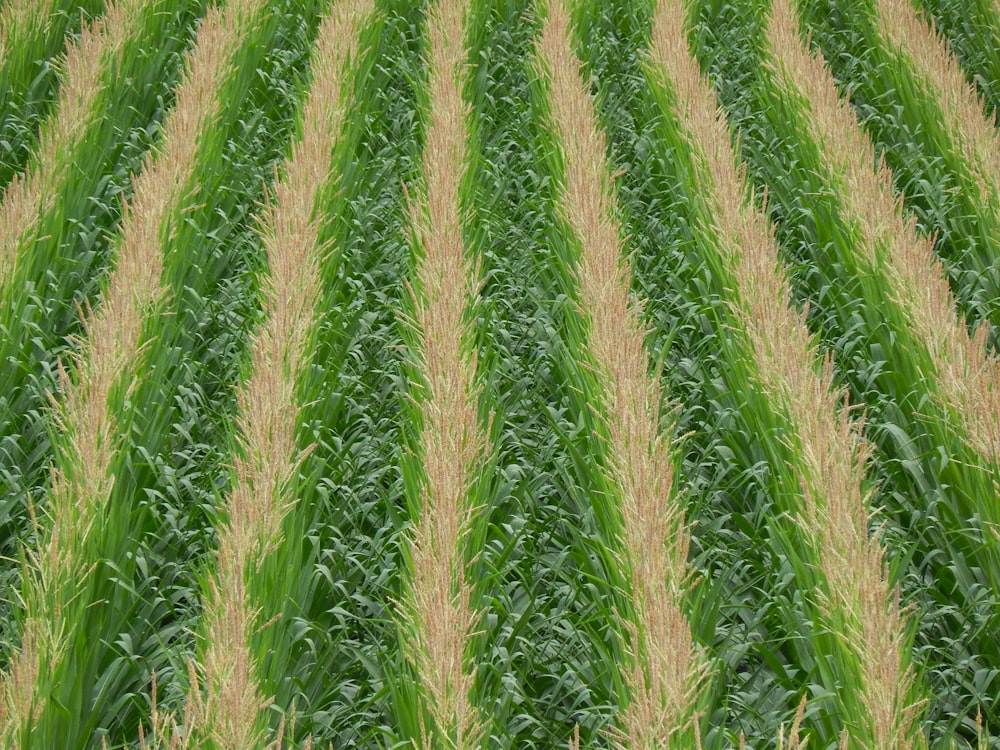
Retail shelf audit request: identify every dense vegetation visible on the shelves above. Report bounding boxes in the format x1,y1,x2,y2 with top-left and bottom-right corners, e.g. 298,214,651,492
0,0,998,747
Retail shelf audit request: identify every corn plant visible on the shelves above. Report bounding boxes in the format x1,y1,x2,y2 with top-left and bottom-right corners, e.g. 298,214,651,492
0,0,997,747
393,0,493,746
0,0,206,667
0,0,327,745
690,0,1000,743
249,2,427,744
539,0,711,746
914,0,1000,121
798,0,1000,347
0,0,107,189
185,2,375,747
461,1,632,745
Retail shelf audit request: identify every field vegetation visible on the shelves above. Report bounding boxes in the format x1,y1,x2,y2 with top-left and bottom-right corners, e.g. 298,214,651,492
0,0,998,747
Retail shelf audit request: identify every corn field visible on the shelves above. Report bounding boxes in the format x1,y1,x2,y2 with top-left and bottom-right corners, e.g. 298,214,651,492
1,0,999,747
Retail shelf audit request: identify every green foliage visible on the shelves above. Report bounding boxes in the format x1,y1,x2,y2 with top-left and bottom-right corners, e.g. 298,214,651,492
576,3,874,746
917,0,1000,122
0,0,207,674
0,0,997,746
690,0,1000,744
799,0,1000,347
462,1,628,745
0,0,108,190
5,1,328,746
249,3,427,745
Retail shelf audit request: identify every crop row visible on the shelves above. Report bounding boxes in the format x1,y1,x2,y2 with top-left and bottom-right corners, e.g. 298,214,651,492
0,0,998,747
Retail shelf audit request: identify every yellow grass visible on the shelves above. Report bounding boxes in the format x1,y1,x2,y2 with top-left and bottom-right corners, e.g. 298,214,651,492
875,0,1000,207
0,0,144,289
188,1,374,747
0,0,266,740
401,0,485,746
538,1,706,746
767,0,1000,468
